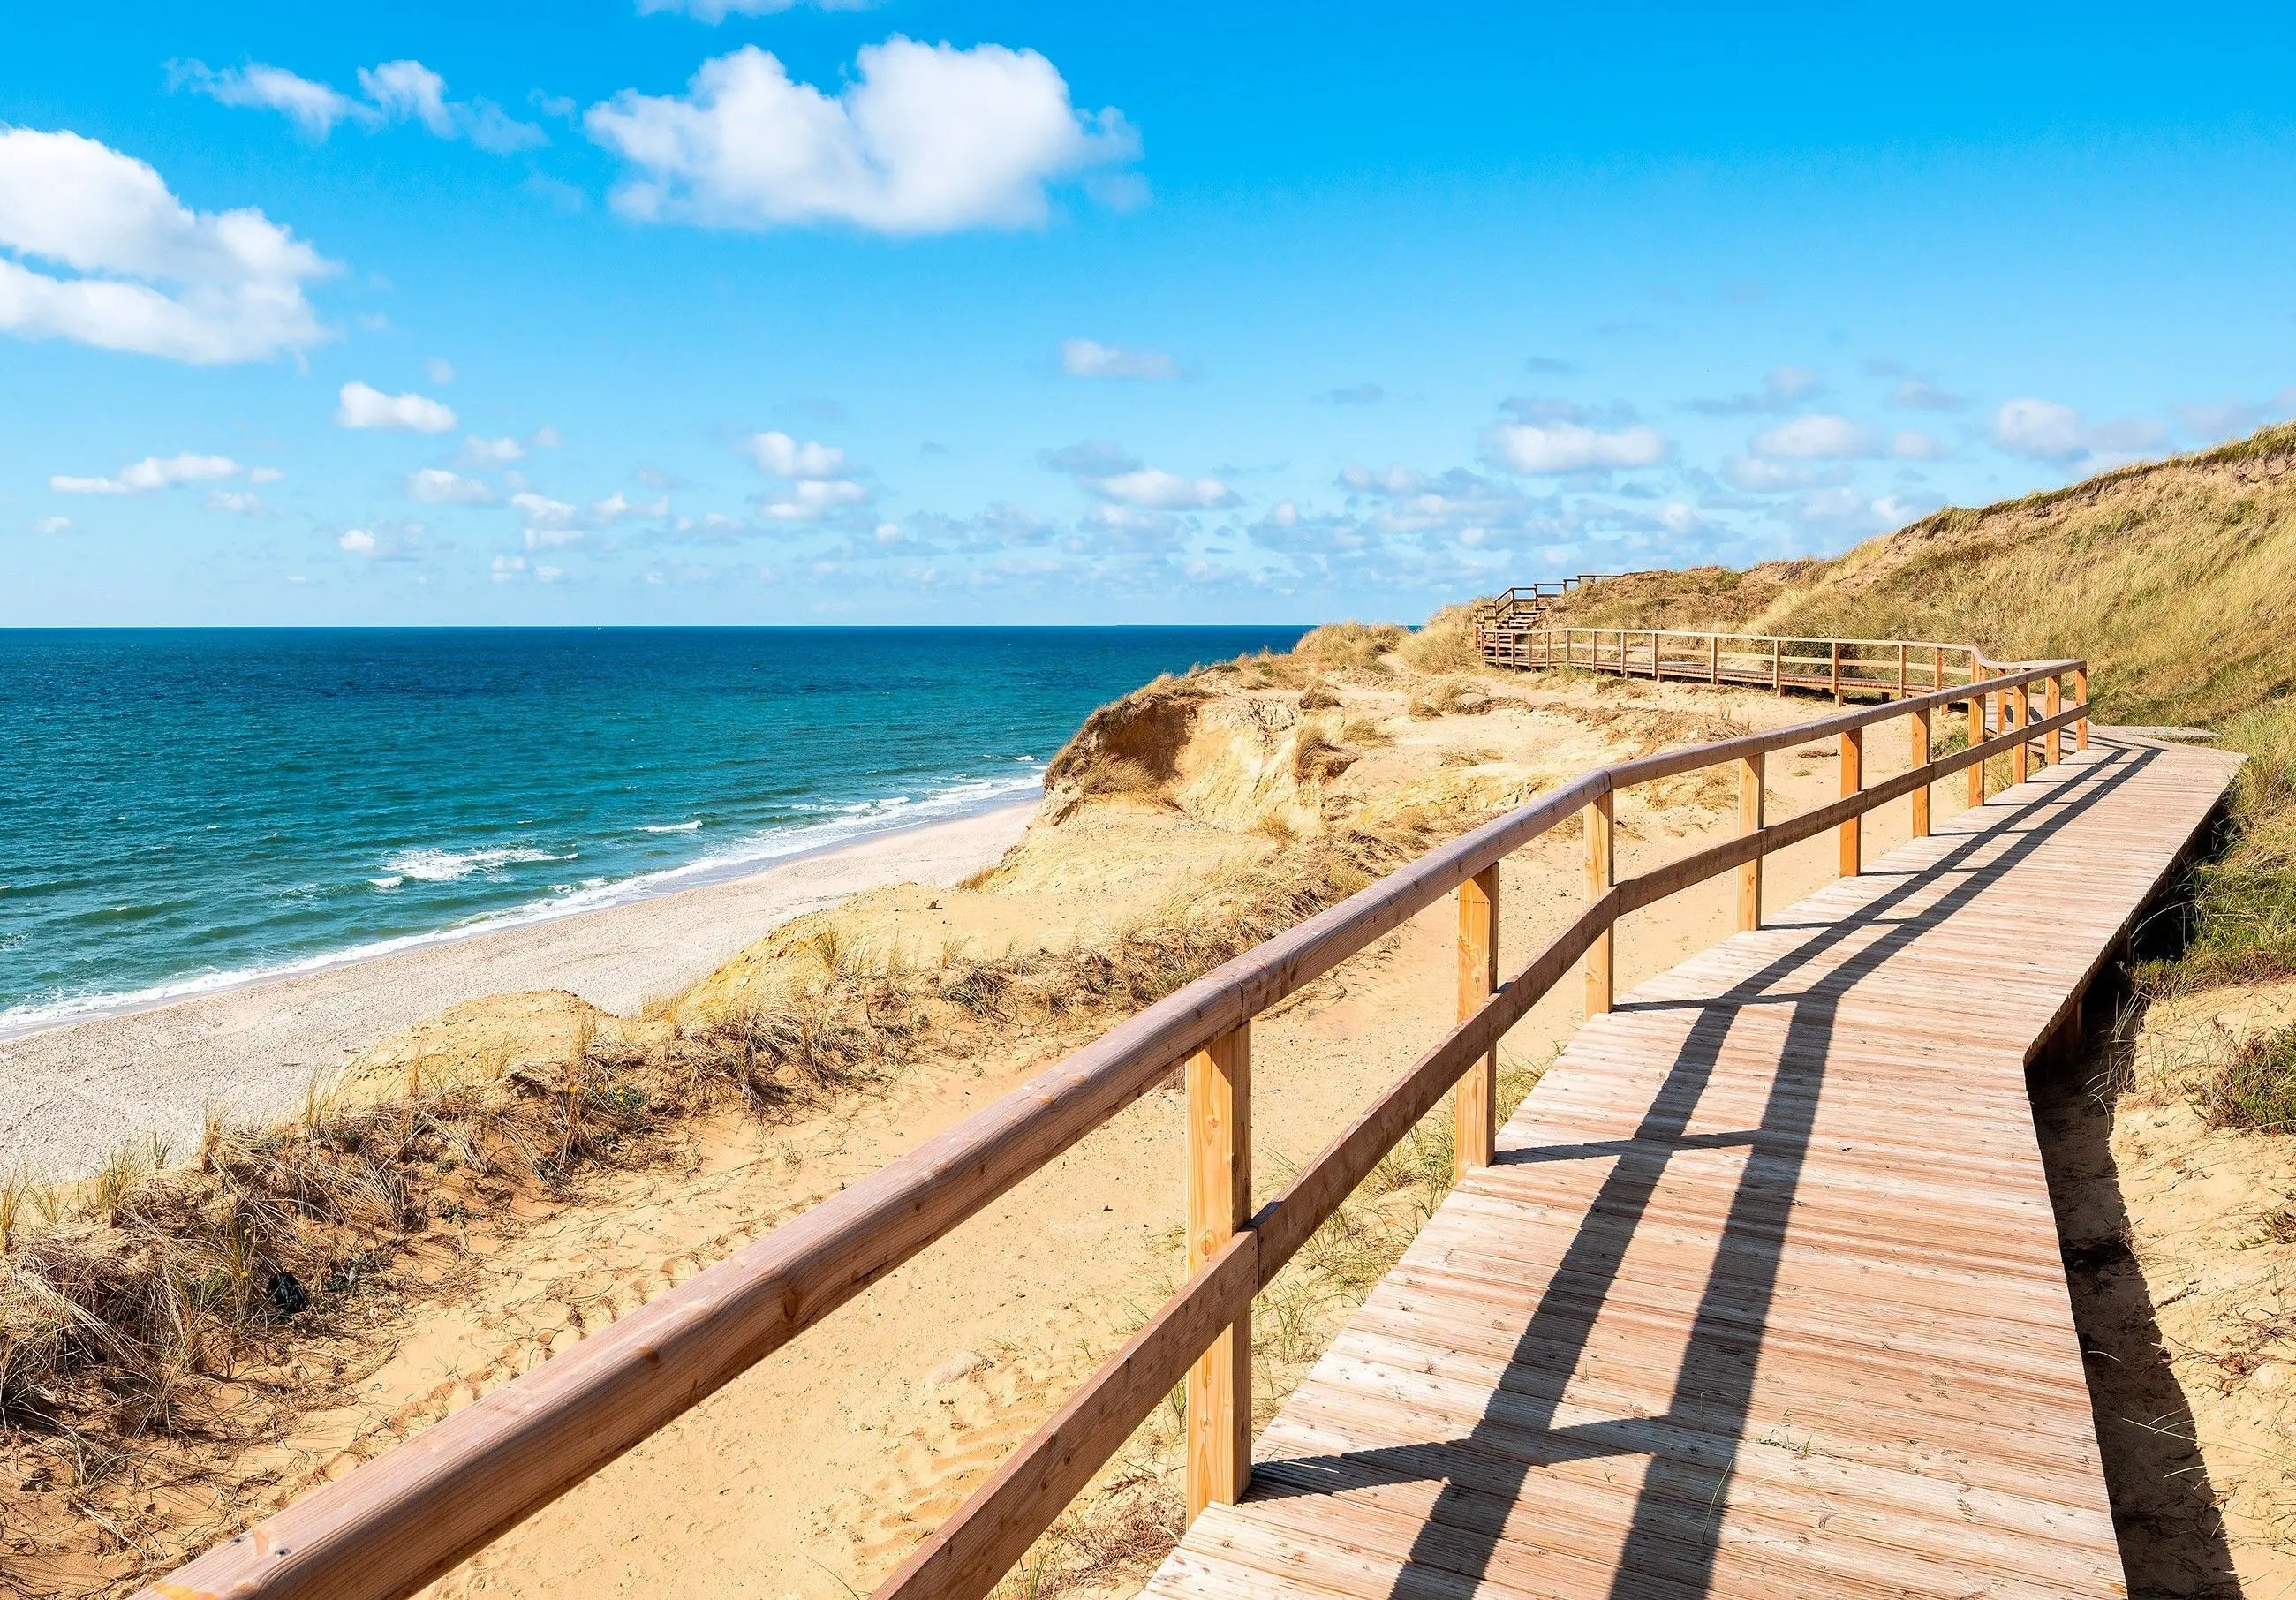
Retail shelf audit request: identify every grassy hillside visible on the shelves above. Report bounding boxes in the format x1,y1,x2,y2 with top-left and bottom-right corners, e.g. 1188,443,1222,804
1524,419,2296,993
1543,420,2296,727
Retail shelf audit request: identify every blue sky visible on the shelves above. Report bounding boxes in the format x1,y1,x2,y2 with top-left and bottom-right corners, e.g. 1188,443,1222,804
4,2,2294,625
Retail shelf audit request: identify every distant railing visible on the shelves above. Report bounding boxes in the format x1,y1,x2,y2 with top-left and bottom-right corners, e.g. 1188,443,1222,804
142,645,2091,1600
1484,625,1987,703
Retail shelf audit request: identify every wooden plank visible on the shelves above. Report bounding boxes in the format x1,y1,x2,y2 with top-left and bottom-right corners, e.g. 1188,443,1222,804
1582,792,1613,1017
1187,1026,1251,1518
1454,867,1499,1176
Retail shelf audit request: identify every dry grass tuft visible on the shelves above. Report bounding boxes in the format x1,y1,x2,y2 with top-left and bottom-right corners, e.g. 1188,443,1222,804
1292,622,1406,672
1407,678,1496,719
1397,603,1482,675
2201,1023,2296,1133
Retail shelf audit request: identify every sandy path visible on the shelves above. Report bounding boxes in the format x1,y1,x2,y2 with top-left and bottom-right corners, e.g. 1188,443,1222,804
0,803,1034,1180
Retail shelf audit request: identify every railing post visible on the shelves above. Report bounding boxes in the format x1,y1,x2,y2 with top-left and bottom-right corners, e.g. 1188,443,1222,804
1708,633,1718,683
1831,640,1843,705
2074,665,2089,751
1454,865,1498,1177
1932,645,1943,693
1584,792,1614,1016
1909,702,1931,838
2045,675,2063,767
1771,638,1781,693
1185,1024,1250,1521
1737,753,1764,930
2011,681,2029,784
1897,643,1907,699
1839,724,1863,875
1968,680,1988,806
1650,629,1660,681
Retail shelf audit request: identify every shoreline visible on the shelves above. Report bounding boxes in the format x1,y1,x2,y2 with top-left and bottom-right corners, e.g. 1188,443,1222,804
0,781,1043,1045
0,797,1037,1181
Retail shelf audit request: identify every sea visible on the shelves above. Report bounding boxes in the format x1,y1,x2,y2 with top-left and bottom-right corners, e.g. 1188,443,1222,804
0,626,1306,1035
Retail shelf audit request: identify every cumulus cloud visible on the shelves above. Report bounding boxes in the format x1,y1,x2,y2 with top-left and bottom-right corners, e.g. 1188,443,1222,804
337,381,457,433
358,60,546,155
176,57,543,153
514,487,669,542
31,515,72,534
1060,337,1177,380
1992,397,2084,459
1889,428,1946,460
1990,397,2170,467
207,489,264,514
1749,413,1879,460
405,466,497,503
0,128,335,363
584,41,1138,233
741,431,845,477
1087,467,1236,509
1483,420,1669,474
50,452,243,494
167,61,369,137
339,528,377,555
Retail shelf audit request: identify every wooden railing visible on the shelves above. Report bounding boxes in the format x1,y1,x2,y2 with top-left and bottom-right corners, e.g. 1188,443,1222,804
140,649,2093,1600
1478,624,1990,703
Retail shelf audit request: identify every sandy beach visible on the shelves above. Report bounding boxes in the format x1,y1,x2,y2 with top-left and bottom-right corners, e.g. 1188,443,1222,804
0,801,1034,1181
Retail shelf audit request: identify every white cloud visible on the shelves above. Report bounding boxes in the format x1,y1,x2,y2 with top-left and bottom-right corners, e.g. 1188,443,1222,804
1993,397,2085,460
525,526,585,548
585,40,1138,234
639,0,875,18
741,431,846,477
207,489,263,514
1719,455,1814,493
357,61,546,154
425,355,455,384
51,452,242,494
1087,467,1236,509
490,553,525,580
31,515,72,534
1889,428,1946,460
535,563,565,583
169,61,372,138
176,57,541,153
0,128,335,363
405,466,497,503
459,434,525,465
1750,413,1879,459
1060,337,1178,381
249,465,285,484
532,425,563,449
339,528,377,555
1483,421,1669,473
759,478,870,520
1339,464,1428,495
337,380,457,433
511,490,578,527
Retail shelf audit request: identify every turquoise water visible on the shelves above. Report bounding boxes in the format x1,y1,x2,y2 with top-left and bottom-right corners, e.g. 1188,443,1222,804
0,627,1305,1031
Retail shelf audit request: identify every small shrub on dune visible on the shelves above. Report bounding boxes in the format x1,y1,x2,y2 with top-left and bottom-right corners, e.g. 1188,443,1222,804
1399,604,1482,675
1292,622,1407,672
1297,683,1341,711
2202,1023,2296,1132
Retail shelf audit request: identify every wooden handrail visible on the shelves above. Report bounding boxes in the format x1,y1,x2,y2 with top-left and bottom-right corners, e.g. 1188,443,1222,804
140,649,2089,1600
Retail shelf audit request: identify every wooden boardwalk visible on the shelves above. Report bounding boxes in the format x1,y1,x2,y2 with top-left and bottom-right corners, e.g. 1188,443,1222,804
1149,734,2241,1599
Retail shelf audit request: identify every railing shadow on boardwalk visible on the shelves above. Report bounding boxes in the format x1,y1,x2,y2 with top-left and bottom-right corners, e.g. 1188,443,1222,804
1250,741,2160,1599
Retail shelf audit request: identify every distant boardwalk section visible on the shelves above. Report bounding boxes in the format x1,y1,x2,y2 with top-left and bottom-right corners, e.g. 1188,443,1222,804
1150,733,2239,1598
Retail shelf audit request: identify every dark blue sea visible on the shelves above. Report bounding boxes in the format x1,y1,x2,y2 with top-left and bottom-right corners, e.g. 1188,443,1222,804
0,627,1306,1031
